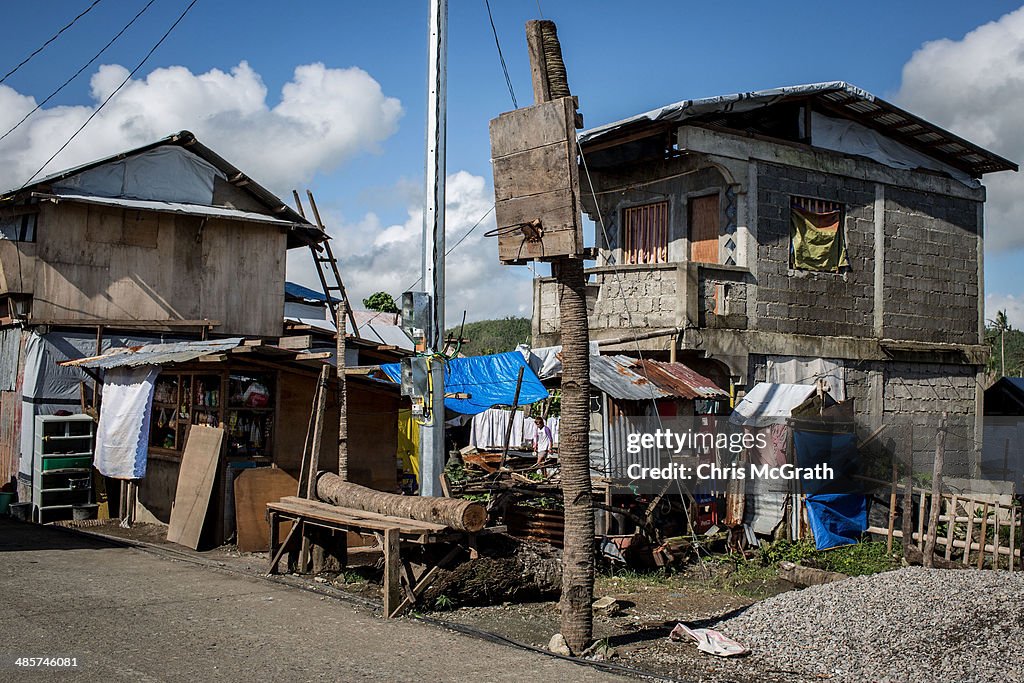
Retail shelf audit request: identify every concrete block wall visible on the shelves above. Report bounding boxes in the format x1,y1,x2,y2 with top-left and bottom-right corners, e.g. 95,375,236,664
698,267,749,329
588,267,676,331
883,187,981,344
754,163,876,338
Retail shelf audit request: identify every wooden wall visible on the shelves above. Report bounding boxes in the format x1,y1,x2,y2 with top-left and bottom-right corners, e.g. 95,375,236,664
30,203,287,338
275,370,400,493
0,239,36,296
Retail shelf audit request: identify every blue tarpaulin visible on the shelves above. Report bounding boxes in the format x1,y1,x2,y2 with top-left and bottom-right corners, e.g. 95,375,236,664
805,493,867,550
793,429,866,549
380,351,549,415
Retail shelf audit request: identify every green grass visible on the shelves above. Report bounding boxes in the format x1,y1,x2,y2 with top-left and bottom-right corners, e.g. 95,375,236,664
755,539,900,577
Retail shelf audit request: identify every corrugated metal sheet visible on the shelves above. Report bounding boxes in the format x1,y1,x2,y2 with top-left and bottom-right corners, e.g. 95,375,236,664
40,193,301,228
62,338,243,369
0,327,21,391
578,81,1016,177
590,355,669,401
633,359,729,400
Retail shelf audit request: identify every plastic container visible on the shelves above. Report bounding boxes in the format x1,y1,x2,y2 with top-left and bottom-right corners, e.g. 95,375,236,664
0,491,13,515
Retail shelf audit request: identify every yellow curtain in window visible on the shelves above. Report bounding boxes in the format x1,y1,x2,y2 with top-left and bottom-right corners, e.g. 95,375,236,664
790,206,848,271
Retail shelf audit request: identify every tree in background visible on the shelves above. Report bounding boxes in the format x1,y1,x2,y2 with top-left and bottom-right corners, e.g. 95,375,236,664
985,310,1024,379
363,291,399,314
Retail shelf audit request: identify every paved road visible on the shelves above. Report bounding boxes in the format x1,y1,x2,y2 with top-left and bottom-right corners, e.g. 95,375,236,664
0,519,627,682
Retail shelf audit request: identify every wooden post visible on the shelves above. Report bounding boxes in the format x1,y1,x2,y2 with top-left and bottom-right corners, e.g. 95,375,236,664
923,412,945,568
993,502,1002,570
964,502,976,566
901,471,915,556
944,495,958,561
886,461,898,553
977,502,990,570
301,365,331,571
498,366,526,471
337,301,349,481
383,527,401,618
1010,505,1016,572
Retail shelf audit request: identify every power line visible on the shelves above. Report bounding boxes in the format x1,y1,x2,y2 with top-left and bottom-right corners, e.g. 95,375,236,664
0,0,104,85
18,0,201,190
0,0,158,147
483,0,518,108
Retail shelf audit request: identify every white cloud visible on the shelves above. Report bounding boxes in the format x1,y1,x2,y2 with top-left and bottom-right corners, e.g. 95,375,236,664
986,293,1024,329
286,170,534,323
894,7,1024,252
0,61,402,193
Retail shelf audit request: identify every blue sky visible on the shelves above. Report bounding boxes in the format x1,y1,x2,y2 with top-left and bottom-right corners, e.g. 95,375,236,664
1,0,1023,323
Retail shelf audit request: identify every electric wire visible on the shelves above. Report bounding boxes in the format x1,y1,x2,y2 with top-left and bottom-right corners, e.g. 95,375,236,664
0,0,158,147
0,0,103,85
483,0,518,108
17,0,200,190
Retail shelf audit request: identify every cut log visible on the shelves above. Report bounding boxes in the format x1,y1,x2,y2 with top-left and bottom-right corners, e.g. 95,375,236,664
315,472,486,532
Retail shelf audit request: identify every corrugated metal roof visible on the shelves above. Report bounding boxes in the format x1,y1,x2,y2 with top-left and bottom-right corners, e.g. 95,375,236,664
578,81,1016,178
633,359,729,400
37,193,302,228
62,338,243,369
590,355,670,401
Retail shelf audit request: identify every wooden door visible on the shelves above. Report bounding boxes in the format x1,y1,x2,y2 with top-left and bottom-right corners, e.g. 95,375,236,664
689,194,720,264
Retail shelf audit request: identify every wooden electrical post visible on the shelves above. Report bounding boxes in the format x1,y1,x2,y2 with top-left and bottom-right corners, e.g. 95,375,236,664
488,18,594,655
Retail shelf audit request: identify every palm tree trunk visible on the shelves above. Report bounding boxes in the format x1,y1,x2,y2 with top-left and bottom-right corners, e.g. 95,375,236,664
554,256,594,654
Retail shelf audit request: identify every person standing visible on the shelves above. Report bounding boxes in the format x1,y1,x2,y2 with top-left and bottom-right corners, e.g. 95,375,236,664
533,416,553,468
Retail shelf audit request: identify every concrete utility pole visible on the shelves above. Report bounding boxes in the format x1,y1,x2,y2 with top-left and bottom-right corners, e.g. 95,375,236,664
419,0,448,497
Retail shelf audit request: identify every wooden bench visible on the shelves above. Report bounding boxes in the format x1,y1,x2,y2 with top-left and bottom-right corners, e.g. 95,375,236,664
267,496,471,617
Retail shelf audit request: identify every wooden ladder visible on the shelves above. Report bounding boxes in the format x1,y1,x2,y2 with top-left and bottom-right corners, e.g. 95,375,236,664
294,189,360,338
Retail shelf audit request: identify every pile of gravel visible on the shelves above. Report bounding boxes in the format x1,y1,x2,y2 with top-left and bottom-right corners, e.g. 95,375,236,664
716,566,1024,683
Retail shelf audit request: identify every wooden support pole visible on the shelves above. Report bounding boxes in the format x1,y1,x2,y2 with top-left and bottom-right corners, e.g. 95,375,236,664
964,502,976,566
977,502,990,570
923,413,945,567
901,471,915,556
944,496,958,561
383,527,401,618
887,461,898,554
300,365,331,571
498,366,526,471
337,301,349,481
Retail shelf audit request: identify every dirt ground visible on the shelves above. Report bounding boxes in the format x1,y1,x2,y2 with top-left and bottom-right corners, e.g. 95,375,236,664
62,520,801,682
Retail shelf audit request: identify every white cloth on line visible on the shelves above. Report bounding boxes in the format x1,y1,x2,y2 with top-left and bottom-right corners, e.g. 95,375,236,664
469,408,559,449
94,365,159,479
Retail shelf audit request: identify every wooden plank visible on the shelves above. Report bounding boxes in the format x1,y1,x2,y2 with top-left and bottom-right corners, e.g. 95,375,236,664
887,462,898,553
383,527,401,618
275,496,447,533
492,143,573,202
166,426,224,550
489,97,574,158
964,501,976,566
234,468,298,552
277,335,312,350
944,495,958,560
977,502,990,569
525,20,550,104
993,502,1002,570
1010,505,1017,571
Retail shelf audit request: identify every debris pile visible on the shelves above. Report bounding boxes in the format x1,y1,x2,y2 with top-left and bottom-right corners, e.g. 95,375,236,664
717,566,1024,681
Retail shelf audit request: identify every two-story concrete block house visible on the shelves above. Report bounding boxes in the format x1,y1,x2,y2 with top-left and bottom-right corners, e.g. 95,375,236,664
533,82,1016,469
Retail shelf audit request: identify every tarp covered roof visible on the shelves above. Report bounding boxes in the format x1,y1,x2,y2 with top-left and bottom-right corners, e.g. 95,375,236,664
729,382,829,428
579,81,1016,178
380,351,548,415
4,130,324,248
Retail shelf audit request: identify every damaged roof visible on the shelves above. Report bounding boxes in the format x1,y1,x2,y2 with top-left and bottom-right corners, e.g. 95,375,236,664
62,338,245,369
590,355,728,402
579,81,1016,178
